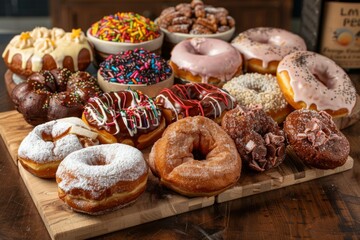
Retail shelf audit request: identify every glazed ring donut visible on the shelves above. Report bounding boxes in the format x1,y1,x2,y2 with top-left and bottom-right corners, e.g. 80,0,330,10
231,27,306,75
18,117,99,178
223,73,293,123
284,109,350,169
277,51,357,118
221,105,286,172
170,38,242,87
155,83,236,124
148,116,241,197
56,143,148,215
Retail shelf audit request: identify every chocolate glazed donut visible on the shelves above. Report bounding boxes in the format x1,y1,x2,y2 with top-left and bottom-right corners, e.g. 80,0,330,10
221,105,286,172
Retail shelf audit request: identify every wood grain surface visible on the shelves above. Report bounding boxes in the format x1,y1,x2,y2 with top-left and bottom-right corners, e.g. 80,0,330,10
0,110,355,239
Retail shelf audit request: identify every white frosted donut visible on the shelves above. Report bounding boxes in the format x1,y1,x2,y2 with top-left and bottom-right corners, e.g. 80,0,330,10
170,38,242,86
223,73,292,123
231,27,306,74
18,117,99,178
277,51,356,118
56,143,148,215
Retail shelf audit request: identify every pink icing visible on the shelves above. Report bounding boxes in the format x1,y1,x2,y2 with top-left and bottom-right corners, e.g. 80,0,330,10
231,27,306,68
170,38,242,83
277,51,356,114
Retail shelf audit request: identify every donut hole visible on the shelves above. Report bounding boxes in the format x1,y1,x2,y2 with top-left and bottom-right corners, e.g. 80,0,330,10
90,155,109,166
312,68,336,90
191,148,207,161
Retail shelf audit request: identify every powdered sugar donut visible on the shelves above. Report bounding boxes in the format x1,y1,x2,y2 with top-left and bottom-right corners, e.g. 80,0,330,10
277,51,356,118
56,143,148,215
223,73,292,123
231,27,306,75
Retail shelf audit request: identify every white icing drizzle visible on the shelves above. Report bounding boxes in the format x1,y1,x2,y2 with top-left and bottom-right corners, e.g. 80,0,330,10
231,27,306,68
277,51,356,114
56,143,148,199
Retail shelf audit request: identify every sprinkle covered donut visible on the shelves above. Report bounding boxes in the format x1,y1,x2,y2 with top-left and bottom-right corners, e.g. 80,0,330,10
277,51,356,118
231,27,306,75
223,73,292,123
56,143,148,215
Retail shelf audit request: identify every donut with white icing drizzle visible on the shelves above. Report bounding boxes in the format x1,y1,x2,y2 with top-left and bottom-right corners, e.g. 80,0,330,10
277,51,356,118
56,143,148,215
82,89,166,149
231,27,306,75
169,38,242,87
2,27,93,77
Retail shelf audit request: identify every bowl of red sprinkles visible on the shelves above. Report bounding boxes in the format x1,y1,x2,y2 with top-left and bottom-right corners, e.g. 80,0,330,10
97,48,174,97
87,12,164,64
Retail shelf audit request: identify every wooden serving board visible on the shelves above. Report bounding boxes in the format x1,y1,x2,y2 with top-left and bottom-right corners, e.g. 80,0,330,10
0,110,354,239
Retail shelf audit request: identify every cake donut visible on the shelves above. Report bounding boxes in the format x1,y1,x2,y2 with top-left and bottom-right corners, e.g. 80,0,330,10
284,109,350,169
56,143,148,215
223,73,292,123
11,68,102,126
277,51,356,118
221,105,286,172
2,27,93,78
231,27,306,75
170,38,242,87
148,116,241,197
18,117,99,178
155,83,236,124
82,90,166,149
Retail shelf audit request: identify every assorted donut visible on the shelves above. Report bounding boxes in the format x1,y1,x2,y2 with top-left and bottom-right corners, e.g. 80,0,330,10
7,0,357,216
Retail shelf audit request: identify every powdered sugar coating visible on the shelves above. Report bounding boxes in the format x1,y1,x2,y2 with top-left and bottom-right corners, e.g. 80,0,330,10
18,119,86,163
56,144,147,198
223,73,288,113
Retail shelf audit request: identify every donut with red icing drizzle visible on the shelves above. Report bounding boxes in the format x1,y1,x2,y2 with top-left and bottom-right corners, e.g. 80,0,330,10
82,89,166,149
284,109,350,169
155,83,236,124
231,27,306,75
277,51,356,118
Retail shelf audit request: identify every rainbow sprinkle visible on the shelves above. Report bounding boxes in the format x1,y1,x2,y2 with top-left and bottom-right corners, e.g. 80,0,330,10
90,12,160,43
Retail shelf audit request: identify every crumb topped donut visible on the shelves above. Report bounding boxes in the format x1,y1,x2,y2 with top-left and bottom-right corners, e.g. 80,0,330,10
18,117,99,178
148,116,241,197
56,143,148,215
231,27,306,75
222,105,286,172
170,38,242,86
223,73,292,123
277,51,356,118
284,109,350,169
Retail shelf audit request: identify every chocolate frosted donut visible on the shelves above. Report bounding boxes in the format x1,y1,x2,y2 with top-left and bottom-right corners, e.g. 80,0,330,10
284,109,350,169
221,105,286,172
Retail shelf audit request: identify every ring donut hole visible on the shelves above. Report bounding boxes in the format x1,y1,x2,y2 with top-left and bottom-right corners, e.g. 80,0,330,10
312,66,337,90
190,139,210,161
89,155,109,166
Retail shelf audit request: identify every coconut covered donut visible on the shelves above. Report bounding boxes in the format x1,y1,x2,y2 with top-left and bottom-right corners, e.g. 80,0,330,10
223,73,292,123
148,116,241,197
277,51,356,118
18,117,99,178
231,27,306,75
221,105,286,172
56,143,148,215
170,38,242,87
2,27,93,78
284,109,350,169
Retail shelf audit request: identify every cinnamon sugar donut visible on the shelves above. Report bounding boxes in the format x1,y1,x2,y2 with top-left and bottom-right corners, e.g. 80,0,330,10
277,51,356,118
56,143,148,215
155,83,236,124
18,117,99,178
231,27,306,75
221,105,286,172
170,38,242,87
148,116,241,197
223,73,292,123
284,109,350,169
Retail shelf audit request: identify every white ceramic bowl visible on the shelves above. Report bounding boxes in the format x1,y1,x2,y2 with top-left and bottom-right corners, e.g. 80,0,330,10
86,28,164,64
97,69,174,98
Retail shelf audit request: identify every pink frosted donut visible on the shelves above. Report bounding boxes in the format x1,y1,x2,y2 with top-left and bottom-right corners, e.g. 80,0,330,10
277,51,356,118
231,27,306,75
169,38,242,87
